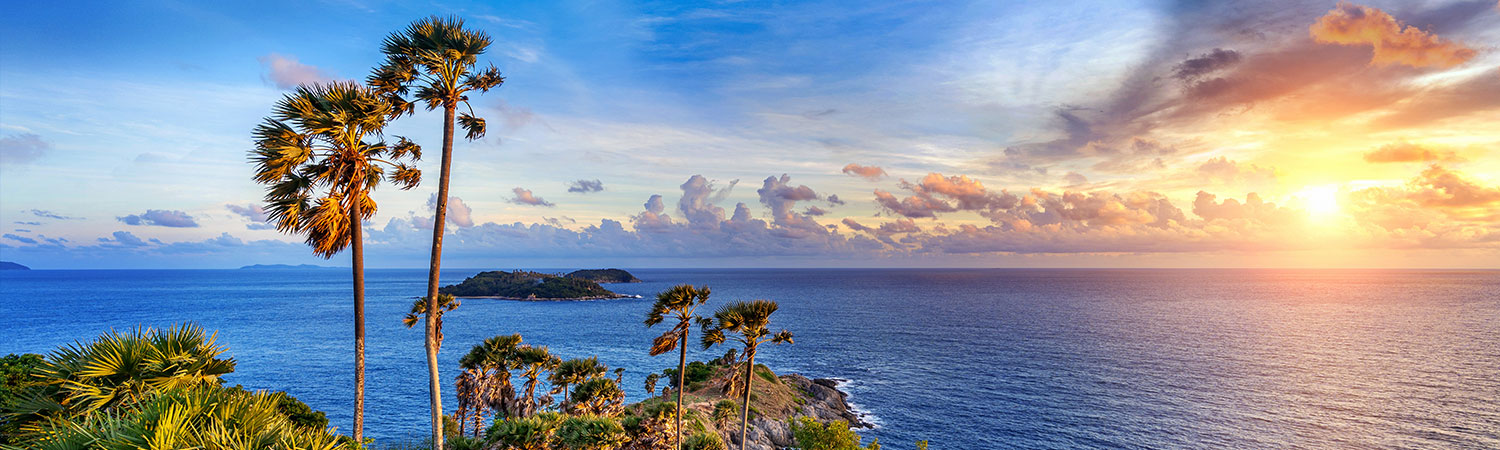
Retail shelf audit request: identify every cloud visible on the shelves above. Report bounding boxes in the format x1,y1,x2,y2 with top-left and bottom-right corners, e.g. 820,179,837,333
1310,2,1478,68
567,179,605,193
225,204,275,230
1196,157,1278,185
427,194,475,227
1063,172,1088,186
677,175,737,228
257,53,333,89
826,194,846,206
3,234,37,244
841,163,887,181
100,231,148,247
875,173,1020,219
1173,48,1242,82
757,174,828,237
509,188,555,207
1363,142,1461,163
117,210,199,228
0,133,48,168
1402,165,1500,209
30,210,80,220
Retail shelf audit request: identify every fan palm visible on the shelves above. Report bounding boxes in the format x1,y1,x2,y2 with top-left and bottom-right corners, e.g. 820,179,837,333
699,300,793,450
251,81,421,442
370,17,504,449
644,284,711,450
456,334,522,436
403,294,460,348
27,386,341,450
512,345,559,418
550,357,606,408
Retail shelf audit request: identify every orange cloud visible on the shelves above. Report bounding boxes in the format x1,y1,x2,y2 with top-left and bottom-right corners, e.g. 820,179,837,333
1362,142,1461,163
841,163,887,180
1310,2,1477,68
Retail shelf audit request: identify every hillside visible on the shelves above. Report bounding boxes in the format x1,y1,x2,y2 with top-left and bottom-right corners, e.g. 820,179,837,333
0,262,29,271
630,358,870,450
565,268,642,283
439,270,626,300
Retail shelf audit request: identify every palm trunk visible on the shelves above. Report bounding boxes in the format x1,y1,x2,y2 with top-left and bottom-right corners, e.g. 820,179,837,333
351,199,367,444
424,104,458,450
675,329,688,450
739,349,755,450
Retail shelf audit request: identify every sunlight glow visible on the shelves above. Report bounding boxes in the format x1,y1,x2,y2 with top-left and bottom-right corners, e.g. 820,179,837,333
1297,185,1342,220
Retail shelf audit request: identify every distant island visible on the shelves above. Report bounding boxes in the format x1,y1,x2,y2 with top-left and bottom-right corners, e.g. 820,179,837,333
564,268,641,283
440,270,633,300
238,264,328,270
0,261,31,270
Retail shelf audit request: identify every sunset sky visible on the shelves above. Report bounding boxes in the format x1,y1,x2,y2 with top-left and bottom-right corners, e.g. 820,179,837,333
1,0,1497,268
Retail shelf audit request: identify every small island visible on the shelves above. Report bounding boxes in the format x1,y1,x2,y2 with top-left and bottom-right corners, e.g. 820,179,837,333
0,261,31,271
565,268,641,283
440,270,632,300
239,264,328,270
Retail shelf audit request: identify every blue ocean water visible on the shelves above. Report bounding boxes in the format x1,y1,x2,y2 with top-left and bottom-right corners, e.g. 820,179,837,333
2,268,1498,448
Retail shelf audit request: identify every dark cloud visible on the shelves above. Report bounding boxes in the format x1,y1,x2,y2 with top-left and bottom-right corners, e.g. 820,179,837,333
567,179,605,193
3,234,37,244
0,133,48,168
117,210,199,228
509,187,555,207
826,194,846,206
757,174,828,237
30,210,79,220
804,206,829,216
1173,48,1242,82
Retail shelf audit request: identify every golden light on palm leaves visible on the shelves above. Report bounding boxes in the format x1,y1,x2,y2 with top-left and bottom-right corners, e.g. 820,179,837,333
369,15,504,138
250,81,421,258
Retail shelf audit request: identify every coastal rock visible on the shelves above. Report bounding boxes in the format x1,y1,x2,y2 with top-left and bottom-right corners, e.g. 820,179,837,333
703,373,870,450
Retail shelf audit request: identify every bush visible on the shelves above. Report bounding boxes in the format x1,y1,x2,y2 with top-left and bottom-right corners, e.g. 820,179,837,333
32,386,342,449
790,417,880,450
662,361,715,388
554,415,628,450
683,432,727,450
487,413,562,450
0,353,44,444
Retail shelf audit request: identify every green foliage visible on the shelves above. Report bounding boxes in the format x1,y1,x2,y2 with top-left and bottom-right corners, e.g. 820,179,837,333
225,385,329,430
0,353,44,443
916,440,929,450
569,378,624,416
711,400,736,427
27,386,342,450
683,432,727,450
756,364,779,384
791,417,881,450
565,269,640,283
487,413,562,450
553,415,628,450
7,324,236,438
439,271,617,299
661,361,715,389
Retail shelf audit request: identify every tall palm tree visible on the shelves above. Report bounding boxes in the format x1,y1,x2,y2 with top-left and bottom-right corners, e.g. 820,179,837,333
700,300,793,450
645,284,711,450
456,334,522,436
513,345,559,417
251,81,421,442
369,18,503,450
551,357,607,407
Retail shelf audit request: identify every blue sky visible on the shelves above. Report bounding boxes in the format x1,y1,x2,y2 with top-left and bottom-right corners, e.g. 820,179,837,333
2,0,1498,268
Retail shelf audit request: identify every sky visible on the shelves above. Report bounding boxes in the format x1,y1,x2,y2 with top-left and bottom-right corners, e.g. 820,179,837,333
1,0,1498,269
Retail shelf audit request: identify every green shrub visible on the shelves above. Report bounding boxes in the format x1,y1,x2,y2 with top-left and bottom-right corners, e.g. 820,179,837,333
791,417,880,450
554,415,628,450
31,386,342,450
662,361,715,388
0,353,44,444
683,432,727,450
487,414,560,450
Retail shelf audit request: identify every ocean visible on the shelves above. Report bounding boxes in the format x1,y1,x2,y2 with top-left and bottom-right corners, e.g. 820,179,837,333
2,268,1497,448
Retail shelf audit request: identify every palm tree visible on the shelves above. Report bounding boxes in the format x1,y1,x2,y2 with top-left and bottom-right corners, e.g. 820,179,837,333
551,357,607,407
699,300,793,450
645,284,711,450
370,18,503,449
456,334,521,436
402,294,460,347
644,373,661,399
513,345,559,417
251,81,421,442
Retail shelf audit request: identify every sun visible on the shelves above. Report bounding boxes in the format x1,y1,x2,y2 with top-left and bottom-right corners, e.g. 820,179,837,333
1296,185,1342,219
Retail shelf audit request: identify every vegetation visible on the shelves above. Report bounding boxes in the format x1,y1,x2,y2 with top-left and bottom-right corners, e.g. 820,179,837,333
0,353,44,443
403,294,461,348
790,417,881,450
0,326,340,448
251,77,423,442
370,16,505,450
645,284,712,450
440,270,620,299
700,300,794,449
566,269,642,283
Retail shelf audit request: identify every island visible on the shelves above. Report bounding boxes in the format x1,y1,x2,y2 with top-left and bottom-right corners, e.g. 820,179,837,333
439,270,632,300
238,264,328,270
0,261,31,270
565,268,641,283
